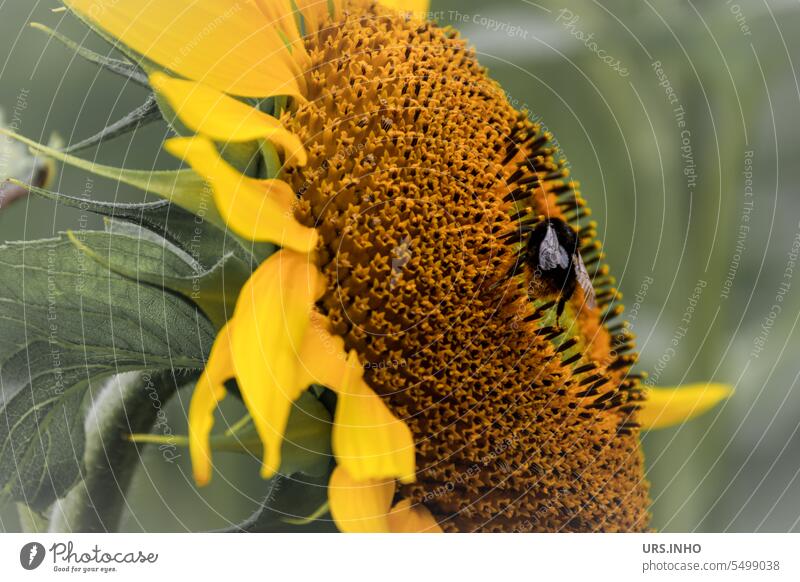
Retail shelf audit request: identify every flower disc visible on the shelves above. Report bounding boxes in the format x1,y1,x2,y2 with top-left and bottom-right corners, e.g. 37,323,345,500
286,2,650,532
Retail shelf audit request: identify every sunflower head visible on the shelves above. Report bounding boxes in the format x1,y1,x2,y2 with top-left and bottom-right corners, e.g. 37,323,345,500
29,0,734,532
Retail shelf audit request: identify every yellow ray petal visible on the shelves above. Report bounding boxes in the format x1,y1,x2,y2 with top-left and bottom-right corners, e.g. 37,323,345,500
378,0,430,18
151,74,307,166
296,312,350,388
328,466,395,533
332,351,416,484
387,499,442,533
639,383,733,430
164,137,317,251
65,0,305,98
188,322,235,486
230,250,326,477
254,0,300,44
293,0,332,34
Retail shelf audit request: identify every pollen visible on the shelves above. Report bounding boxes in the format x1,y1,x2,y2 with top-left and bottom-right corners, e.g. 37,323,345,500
285,1,650,532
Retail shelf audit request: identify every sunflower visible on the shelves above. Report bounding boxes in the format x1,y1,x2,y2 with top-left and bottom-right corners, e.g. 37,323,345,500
26,0,730,532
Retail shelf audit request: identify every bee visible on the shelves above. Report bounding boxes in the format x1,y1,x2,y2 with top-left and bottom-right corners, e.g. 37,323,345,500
522,217,596,320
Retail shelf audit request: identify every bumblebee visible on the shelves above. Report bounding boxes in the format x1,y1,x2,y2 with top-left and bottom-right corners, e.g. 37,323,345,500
522,217,596,320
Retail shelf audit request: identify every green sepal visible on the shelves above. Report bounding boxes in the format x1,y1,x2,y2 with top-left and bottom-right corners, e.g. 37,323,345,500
147,79,194,138
259,141,283,179
281,500,329,526
58,3,193,141
14,178,256,270
217,141,263,179
130,390,333,478
147,75,270,180
279,390,333,477
0,128,221,224
29,22,149,87
63,94,161,154
215,473,336,533
56,2,281,181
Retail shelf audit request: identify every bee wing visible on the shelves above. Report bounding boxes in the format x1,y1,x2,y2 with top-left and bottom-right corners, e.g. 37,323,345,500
574,253,596,308
539,224,571,270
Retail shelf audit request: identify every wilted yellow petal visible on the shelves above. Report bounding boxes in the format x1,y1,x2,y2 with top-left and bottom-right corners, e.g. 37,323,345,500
332,351,416,484
151,74,307,165
328,466,394,533
640,383,733,430
387,499,442,533
164,136,317,251
188,323,235,486
65,0,304,98
231,250,326,477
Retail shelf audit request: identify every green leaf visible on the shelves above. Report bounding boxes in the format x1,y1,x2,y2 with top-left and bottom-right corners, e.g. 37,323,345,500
0,235,216,509
16,502,50,533
69,228,250,329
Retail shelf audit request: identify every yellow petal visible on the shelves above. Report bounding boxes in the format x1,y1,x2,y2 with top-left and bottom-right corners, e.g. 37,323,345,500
387,499,442,533
639,383,733,430
230,250,326,477
65,0,305,98
378,0,430,17
296,312,350,389
255,0,301,44
332,351,416,484
188,322,235,486
151,74,307,166
164,137,317,251
294,0,332,33
328,466,394,533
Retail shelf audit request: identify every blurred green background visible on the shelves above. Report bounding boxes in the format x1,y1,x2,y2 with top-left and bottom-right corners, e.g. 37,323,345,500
2,0,800,532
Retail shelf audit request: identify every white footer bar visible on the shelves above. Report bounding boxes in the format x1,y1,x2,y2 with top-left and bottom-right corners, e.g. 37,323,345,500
2,533,798,581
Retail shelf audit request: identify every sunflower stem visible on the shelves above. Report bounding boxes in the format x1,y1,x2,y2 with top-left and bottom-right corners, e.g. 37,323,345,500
48,370,190,532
